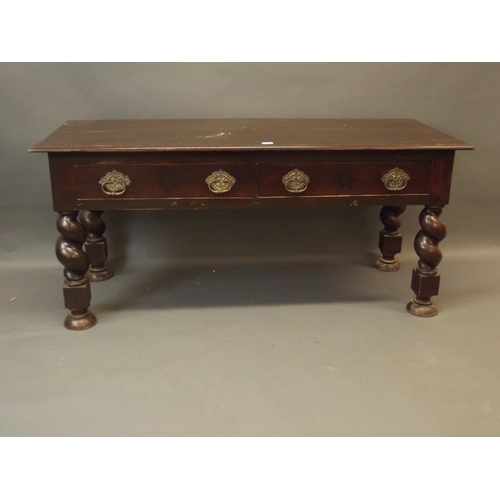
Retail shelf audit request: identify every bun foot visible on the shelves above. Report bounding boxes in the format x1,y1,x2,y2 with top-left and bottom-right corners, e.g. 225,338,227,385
374,257,401,272
88,269,114,282
64,309,98,330
406,297,438,317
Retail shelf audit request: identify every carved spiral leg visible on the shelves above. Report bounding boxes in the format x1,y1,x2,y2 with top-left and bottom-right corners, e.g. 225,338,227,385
374,205,406,272
79,210,113,282
56,212,97,330
407,205,447,317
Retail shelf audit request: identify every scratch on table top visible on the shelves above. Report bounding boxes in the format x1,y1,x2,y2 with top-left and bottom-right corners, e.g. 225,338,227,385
200,132,231,139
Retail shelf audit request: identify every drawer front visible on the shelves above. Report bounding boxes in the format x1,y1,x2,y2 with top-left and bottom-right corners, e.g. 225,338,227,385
258,162,432,197
75,164,258,199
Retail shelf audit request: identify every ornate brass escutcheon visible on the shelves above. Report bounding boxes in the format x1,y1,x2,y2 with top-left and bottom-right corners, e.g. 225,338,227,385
381,167,410,192
98,170,131,196
282,168,310,193
205,169,236,194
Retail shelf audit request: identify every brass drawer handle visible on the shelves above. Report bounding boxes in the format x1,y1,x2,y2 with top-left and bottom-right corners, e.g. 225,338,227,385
99,170,131,196
382,167,410,192
282,168,310,193
205,169,236,194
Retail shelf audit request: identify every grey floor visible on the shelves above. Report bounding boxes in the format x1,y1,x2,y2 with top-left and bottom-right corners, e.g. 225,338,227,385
2,224,500,436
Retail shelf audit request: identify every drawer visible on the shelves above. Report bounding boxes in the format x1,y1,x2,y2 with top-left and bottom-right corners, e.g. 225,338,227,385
258,162,432,197
75,164,258,199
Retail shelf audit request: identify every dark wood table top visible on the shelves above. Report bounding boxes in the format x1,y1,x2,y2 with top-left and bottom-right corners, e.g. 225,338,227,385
29,119,473,153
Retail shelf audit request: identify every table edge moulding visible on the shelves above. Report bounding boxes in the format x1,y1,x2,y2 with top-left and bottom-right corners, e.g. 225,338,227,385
29,119,473,331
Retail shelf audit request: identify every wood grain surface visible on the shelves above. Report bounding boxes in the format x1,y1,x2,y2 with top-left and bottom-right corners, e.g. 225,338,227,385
30,119,473,152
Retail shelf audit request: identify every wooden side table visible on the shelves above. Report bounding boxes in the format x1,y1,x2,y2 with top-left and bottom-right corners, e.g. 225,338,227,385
29,119,473,330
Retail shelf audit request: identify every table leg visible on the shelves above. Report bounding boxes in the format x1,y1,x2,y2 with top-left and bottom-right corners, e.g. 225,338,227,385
56,211,97,330
374,205,406,272
79,210,114,282
407,205,446,317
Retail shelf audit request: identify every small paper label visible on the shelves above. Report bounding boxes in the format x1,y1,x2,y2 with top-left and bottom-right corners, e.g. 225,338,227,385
261,141,274,145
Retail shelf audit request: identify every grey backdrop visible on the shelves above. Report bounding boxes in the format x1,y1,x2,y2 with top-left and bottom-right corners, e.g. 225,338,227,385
2,63,500,436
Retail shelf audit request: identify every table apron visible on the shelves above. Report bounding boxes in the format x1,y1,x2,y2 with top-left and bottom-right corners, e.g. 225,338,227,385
48,151,455,211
